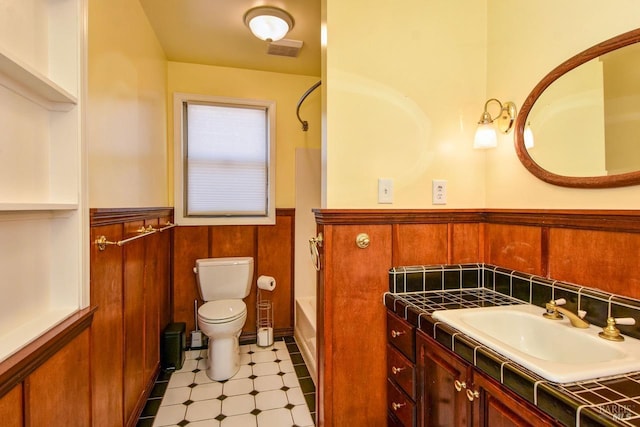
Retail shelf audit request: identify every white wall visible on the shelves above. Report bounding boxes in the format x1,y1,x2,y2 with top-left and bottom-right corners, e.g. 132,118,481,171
295,148,321,300
323,0,487,209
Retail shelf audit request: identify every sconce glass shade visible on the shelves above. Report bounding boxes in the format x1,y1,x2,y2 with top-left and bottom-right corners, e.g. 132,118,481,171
473,98,517,149
244,7,294,42
474,123,498,149
524,122,534,149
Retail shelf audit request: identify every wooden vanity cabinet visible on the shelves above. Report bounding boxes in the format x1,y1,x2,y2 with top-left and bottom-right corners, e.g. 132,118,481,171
418,330,472,427
416,329,558,427
386,311,559,427
386,312,417,426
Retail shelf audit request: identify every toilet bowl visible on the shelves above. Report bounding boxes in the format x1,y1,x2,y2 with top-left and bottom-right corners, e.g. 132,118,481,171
197,299,248,381
194,257,253,381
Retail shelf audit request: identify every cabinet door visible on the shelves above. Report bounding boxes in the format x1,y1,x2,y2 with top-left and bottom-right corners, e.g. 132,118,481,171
473,373,557,427
418,332,472,427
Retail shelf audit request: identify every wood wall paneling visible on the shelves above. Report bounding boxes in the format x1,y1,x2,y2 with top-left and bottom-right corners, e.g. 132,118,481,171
257,214,294,334
123,221,147,425
450,223,482,264
319,224,392,426
548,228,640,299
25,329,91,427
90,208,173,426
172,226,209,334
0,384,22,427
90,224,125,426
392,223,448,266
157,217,173,336
484,223,543,275
210,226,256,258
144,218,161,389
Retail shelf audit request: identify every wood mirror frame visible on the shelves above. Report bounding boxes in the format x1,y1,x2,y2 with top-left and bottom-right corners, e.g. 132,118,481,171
514,28,640,188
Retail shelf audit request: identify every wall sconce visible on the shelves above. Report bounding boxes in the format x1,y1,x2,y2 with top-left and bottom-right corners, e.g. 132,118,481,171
473,98,517,149
243,6,294,42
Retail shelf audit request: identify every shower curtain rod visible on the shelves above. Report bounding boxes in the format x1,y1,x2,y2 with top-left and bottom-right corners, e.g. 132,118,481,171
296,80,321,131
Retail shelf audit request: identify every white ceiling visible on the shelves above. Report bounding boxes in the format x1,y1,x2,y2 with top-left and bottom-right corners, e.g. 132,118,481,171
139,0,321,76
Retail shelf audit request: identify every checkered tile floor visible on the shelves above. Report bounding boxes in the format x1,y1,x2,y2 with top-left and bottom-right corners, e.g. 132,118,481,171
137,337,315,427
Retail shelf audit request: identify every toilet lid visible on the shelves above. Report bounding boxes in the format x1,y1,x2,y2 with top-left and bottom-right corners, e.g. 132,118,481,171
198,300,247,323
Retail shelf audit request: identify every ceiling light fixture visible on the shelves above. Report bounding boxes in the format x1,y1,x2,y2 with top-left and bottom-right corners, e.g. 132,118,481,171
473,98,517,149
243,6,294,42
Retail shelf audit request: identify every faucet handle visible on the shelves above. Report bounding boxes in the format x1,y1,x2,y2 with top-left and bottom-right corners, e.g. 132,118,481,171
598,317,636,342
614,317,636,326
543,299,564,320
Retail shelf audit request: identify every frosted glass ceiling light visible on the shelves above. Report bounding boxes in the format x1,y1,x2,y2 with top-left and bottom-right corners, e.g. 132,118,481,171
473,98,517,149
244,7,294,42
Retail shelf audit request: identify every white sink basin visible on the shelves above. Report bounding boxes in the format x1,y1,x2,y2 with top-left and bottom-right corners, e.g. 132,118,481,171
432,304,640,383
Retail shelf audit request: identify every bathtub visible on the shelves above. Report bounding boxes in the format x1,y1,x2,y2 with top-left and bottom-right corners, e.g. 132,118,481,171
294,296,317,384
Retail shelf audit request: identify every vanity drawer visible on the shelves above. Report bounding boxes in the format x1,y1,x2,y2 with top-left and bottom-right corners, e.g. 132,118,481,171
387,344,416,399
387,311,415,362
387,378,415,427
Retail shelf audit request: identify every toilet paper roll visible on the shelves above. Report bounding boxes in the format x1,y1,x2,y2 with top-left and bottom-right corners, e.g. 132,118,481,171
257,275,276,291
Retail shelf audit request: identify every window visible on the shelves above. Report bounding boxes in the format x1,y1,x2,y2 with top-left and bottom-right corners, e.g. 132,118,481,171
174,93,276,225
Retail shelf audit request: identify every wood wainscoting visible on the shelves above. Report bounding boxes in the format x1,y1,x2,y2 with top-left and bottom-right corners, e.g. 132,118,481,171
314,209,640,427
0,308,95,427
90,207,173,427
172,209,295,342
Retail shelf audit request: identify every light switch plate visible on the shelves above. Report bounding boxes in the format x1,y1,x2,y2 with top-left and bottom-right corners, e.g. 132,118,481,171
378,178,393,204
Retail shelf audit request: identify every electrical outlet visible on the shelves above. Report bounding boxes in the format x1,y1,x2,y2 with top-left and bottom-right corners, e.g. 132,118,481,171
432,179,447,205
378,178,393,204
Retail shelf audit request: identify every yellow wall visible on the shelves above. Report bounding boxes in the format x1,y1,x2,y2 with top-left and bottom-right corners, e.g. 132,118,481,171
323,0,640,209
166,62,321,208
87,0,168,208
485,0,640,208
323,0,487,208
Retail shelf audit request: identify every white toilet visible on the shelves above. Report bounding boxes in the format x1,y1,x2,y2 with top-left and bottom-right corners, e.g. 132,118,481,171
194,257,253,381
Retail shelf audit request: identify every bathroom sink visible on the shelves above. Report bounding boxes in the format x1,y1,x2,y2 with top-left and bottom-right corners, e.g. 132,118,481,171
432,304,640,383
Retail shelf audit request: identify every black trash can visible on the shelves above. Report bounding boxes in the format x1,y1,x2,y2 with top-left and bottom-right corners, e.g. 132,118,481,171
161,322,185,371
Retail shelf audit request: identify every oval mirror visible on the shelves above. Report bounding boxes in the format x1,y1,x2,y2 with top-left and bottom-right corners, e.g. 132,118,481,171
515,28,640,188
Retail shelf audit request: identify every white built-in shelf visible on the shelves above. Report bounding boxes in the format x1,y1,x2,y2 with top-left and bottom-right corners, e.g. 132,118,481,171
0,202,79,212
0,50,77,111
0,307,77,362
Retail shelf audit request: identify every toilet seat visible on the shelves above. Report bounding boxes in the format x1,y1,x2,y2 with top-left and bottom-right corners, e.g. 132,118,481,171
199,300,247,324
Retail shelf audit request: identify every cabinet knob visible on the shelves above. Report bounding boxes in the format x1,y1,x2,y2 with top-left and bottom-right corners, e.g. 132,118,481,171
392,402,406,411
391,329,406,338
454,379,467,392
466,389,480,401
391,366,406,375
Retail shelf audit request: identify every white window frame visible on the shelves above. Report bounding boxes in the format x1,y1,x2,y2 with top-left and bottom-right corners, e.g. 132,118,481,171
173,93,276,225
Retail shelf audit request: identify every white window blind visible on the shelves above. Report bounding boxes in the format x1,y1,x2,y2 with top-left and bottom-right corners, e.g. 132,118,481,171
185,102,269,217
173,93,275,225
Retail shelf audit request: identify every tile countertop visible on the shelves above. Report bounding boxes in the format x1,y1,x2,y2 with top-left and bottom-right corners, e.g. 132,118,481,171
385,284,640,427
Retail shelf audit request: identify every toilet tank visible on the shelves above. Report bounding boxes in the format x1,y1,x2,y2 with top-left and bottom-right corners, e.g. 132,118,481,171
195,257,254,301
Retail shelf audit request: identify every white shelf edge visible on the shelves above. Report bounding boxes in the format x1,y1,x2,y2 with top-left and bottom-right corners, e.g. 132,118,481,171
0,202,79,211
0,307,78,363
0,50,77,111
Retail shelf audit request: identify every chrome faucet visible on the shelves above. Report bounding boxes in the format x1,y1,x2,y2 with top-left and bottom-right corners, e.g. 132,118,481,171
543,298,590,328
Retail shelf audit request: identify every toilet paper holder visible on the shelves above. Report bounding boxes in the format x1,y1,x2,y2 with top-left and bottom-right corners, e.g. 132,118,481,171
257,288,274,347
